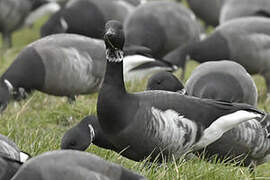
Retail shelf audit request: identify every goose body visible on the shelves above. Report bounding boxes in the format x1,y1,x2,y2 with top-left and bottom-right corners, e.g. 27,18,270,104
97,20,264,162
41,0,135,38
220,0,270,24
165,17,270,93
186,61,258,105
11,150,146,180
186,0,226,26
124,1,201,59
0,0,58,48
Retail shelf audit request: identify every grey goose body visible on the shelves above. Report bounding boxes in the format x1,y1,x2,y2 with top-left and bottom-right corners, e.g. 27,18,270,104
11,150,146,180
164,17,270,93
220,0,270,24
41,0,135,38
124,1,201,59
0,0,58,48
97,20,264,162
185,0,226,26
186,61,258,106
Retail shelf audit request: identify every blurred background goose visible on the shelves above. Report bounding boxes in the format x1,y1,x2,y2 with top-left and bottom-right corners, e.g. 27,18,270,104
164,17,270,93
0,0,59,48
220,0,270,24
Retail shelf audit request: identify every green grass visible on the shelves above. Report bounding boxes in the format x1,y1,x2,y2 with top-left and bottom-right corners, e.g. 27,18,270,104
1,15,270,180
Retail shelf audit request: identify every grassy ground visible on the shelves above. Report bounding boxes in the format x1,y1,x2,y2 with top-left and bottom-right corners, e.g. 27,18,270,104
1,13,270,180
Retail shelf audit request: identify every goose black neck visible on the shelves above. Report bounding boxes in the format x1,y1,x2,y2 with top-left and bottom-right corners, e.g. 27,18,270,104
98,49,128,134
189,32,230,63
102,60,126,93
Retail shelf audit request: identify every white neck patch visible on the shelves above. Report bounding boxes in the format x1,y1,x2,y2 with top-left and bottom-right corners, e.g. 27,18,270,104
88,124,95,143
106,49,124,63
4,79,13,94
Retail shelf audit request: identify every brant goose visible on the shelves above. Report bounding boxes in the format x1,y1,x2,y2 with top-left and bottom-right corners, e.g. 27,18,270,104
0,33,168,112
0,0,58,48
124,1,201,59
97,20,264,162
220,0,270,24
185,0,226,26
11,150,146,180
163,17,270,93
41,0,135,38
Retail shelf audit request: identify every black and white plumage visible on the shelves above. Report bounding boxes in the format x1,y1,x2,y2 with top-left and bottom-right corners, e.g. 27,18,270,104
97,20,265,162
11,150,146,180
220,0,270,24
0,0,59,48
124,1,201,59
186,61,258,106
185,0,226,26
0,134,30,180
146,71,185,94
0,33,169,112
41,0,135,38
164,17,270,93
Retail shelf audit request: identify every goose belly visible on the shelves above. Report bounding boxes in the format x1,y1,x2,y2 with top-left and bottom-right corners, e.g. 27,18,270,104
36,47,103,96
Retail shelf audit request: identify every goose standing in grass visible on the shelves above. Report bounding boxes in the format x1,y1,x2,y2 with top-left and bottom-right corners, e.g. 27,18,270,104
164,17,270,93
220,0,270,24
0,134,30,180
41,0,135,38
0,0,59,48
184,0,226,27
124,1,201,59
97,20,264,162
11,150,146,180
0,33,170,113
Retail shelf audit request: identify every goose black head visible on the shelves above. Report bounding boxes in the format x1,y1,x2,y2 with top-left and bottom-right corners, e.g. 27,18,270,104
104,20,125,62
61,116,96,151
0,79,12,113
146,71,186,94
